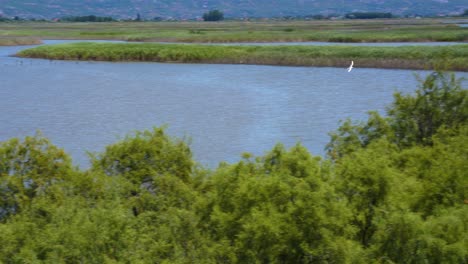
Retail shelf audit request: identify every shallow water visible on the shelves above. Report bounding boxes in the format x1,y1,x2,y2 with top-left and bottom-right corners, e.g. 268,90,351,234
1,41,467,168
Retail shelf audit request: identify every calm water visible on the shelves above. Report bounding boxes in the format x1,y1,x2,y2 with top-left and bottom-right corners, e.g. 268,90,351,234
1,41,467,168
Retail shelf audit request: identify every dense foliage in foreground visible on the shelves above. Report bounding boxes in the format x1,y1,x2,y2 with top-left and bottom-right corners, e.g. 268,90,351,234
1,72,467,263
17,42,468,71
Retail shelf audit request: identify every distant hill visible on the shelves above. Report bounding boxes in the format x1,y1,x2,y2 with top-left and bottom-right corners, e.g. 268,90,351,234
0,0,467,19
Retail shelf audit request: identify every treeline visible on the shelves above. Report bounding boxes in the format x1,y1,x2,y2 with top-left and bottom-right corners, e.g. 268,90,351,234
0,72,467,263
345,12,393,19
59,15,115,22
0,16,30,22
0,15,115,22
203,10,224,21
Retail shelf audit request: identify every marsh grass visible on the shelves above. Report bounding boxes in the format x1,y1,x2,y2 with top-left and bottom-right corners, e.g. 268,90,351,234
1,20,467,43
17,42,468,71
0,37,42,46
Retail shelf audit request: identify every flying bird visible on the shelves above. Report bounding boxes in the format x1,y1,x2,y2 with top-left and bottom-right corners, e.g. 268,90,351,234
347,61,354,72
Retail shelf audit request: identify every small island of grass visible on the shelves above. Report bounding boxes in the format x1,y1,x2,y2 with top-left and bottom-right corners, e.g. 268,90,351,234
17,42,468,71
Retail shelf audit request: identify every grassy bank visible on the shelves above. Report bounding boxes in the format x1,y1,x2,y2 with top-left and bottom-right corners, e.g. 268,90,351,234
1,19,467,43
17,42,468,71
0,37,42,46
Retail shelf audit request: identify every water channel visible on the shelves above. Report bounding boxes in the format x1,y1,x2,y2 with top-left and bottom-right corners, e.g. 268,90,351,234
1,40,467,168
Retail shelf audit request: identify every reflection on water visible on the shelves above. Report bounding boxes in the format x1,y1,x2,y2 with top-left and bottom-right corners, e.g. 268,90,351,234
1,41,467,168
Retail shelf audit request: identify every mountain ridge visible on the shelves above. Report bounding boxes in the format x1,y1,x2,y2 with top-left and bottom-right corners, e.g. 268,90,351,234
0,0,467,19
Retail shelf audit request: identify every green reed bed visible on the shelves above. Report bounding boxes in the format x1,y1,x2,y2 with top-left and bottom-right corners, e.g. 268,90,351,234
0,37,42,46
82,26,468,43
17,42,468,71
1,20,467,43
148,27,468,43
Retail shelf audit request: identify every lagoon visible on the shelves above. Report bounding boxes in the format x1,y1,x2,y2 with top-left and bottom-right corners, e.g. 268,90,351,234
1,41,467,168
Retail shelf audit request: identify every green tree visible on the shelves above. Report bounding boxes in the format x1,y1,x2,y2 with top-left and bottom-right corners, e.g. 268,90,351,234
0,193,132,262
91,127,193,184
91,127,195,214
203,10,224,21
89,127,212,261
397,125,468,216
326,111,392,159
0,135,131,263
200,144,362,263
388,72,467,147
0,134,73,221
334,139,399,247
371,207,467,263
327,72,467,158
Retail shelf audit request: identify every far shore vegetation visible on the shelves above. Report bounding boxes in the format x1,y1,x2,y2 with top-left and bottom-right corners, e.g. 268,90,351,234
0,18,466,43
0,37,42,46
17,42,468,71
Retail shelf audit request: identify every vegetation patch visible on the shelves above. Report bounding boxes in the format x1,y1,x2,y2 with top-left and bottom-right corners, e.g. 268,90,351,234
17,42,468,71
0,37,42,46
0,20,467,43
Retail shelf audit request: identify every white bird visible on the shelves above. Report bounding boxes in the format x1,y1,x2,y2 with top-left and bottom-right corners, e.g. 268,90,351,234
347,61,354,72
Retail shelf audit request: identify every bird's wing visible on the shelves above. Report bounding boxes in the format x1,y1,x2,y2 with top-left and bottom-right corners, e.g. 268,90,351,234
347,61,354,72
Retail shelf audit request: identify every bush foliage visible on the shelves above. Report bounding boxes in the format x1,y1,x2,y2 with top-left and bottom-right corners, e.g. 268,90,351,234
1,72,467,263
